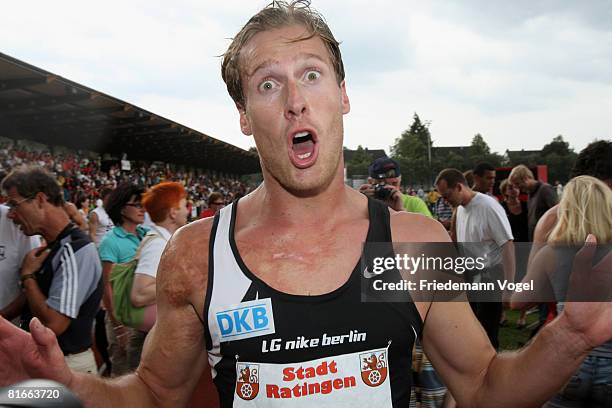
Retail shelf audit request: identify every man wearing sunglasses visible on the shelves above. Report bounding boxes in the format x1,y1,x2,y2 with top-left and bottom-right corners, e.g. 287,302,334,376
1,166,103,374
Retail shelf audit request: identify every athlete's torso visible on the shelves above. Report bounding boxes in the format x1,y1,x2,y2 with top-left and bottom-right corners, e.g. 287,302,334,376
204,199,422,407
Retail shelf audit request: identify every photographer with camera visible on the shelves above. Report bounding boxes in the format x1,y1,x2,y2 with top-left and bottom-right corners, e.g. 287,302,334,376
359,157,432,217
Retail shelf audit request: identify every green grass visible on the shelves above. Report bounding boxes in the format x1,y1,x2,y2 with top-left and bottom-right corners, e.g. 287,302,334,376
499,309,540,350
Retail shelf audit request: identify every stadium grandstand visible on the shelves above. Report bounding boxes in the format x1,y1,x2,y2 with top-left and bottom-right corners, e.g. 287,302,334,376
0,52,260,176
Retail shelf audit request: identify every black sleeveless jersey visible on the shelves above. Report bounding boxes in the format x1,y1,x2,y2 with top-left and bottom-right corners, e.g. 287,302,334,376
204,198,422,407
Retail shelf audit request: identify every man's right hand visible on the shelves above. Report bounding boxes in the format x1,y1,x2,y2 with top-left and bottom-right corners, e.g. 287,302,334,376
0,316,72,387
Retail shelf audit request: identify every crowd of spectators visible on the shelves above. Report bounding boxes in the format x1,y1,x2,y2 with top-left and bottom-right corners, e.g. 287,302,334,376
0,140,253,218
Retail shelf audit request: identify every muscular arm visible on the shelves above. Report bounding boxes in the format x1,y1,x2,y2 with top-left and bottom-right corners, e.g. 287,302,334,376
69,218,213,407
391,212,590,408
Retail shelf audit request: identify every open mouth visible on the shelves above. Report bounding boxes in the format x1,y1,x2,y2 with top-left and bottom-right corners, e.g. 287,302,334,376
289,130,318,169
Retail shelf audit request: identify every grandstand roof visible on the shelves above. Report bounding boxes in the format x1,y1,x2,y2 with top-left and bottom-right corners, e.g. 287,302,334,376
0,52,260,175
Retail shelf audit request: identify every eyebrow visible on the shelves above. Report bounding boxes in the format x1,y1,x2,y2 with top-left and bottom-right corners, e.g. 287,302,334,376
247,53,328,78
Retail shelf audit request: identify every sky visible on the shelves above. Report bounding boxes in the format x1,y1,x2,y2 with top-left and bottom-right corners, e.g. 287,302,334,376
2,0,611,155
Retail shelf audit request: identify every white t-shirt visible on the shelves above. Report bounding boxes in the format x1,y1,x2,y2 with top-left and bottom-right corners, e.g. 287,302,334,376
456,192,513,268
135,224,171,279
90,206,113,247
0,205,42,309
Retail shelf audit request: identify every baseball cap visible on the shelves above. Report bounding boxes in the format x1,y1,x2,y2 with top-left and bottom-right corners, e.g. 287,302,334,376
368,157,401,179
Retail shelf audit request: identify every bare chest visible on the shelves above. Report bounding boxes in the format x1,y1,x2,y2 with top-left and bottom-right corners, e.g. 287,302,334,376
235,223,367,296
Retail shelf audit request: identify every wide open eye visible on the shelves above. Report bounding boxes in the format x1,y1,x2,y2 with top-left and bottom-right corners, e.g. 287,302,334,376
305,70,320,81
259,79,277,92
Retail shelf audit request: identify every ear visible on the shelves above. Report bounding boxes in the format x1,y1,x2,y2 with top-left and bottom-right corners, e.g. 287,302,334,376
237,103,252,136
169,206,178,221
340,80,350,114
35,192,48,207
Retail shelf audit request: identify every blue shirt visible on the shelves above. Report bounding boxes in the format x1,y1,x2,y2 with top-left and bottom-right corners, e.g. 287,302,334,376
98,225,149,264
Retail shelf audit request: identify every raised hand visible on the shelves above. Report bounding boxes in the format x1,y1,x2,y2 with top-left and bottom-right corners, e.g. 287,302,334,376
563,234,612,349
0,316,72,387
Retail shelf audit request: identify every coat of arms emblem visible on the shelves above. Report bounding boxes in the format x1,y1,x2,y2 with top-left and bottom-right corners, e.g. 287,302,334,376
359,350,388,387
235,363,260,400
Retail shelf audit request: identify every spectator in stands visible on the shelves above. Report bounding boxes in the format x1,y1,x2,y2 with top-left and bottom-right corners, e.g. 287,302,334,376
359,157,432,217
127,182,189,366
64,201,88,231
89,188,114,248
0,201,41,323
75,193,90,220
1,166,103,374
473,162,497,197
436,168,515,349
98,183,147,376
199,192,225,219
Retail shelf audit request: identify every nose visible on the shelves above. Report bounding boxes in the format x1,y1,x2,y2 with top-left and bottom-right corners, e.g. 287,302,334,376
284,80,307,120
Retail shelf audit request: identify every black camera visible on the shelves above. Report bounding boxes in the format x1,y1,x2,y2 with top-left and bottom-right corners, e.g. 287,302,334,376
374,183,392,200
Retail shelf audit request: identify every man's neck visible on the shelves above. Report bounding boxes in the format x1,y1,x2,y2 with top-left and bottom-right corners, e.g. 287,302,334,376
461,189,477,207
244,168,359,228
40,207,72,243
527,179,539,192
473,183,487,194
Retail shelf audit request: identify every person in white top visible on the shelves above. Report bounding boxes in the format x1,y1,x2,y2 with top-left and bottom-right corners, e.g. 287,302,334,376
131,182,189,328
436,168,515,350
0,204,41,321
89,188,114,247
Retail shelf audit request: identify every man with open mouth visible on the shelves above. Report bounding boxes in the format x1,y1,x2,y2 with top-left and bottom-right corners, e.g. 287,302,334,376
1,2,612,408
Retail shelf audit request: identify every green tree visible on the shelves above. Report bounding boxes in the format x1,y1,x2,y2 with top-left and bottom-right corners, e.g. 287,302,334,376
540,135,576,183
391,113,432,186
467,134,502,169
542,135,571,157
345,145,373,177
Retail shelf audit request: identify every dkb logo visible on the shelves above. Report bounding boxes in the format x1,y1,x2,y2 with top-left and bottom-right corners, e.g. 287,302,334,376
216,298,275,341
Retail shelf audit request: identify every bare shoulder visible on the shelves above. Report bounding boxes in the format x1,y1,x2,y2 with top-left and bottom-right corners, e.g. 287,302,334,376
533,204,559,244
157,217,215,309
389,209,450,243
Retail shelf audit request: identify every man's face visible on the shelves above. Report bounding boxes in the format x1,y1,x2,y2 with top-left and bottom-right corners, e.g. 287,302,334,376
238,25,350,195
436,180,462,207
5,187,41,236
478,170,496,193
383,176,401,189
510,175,528,192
